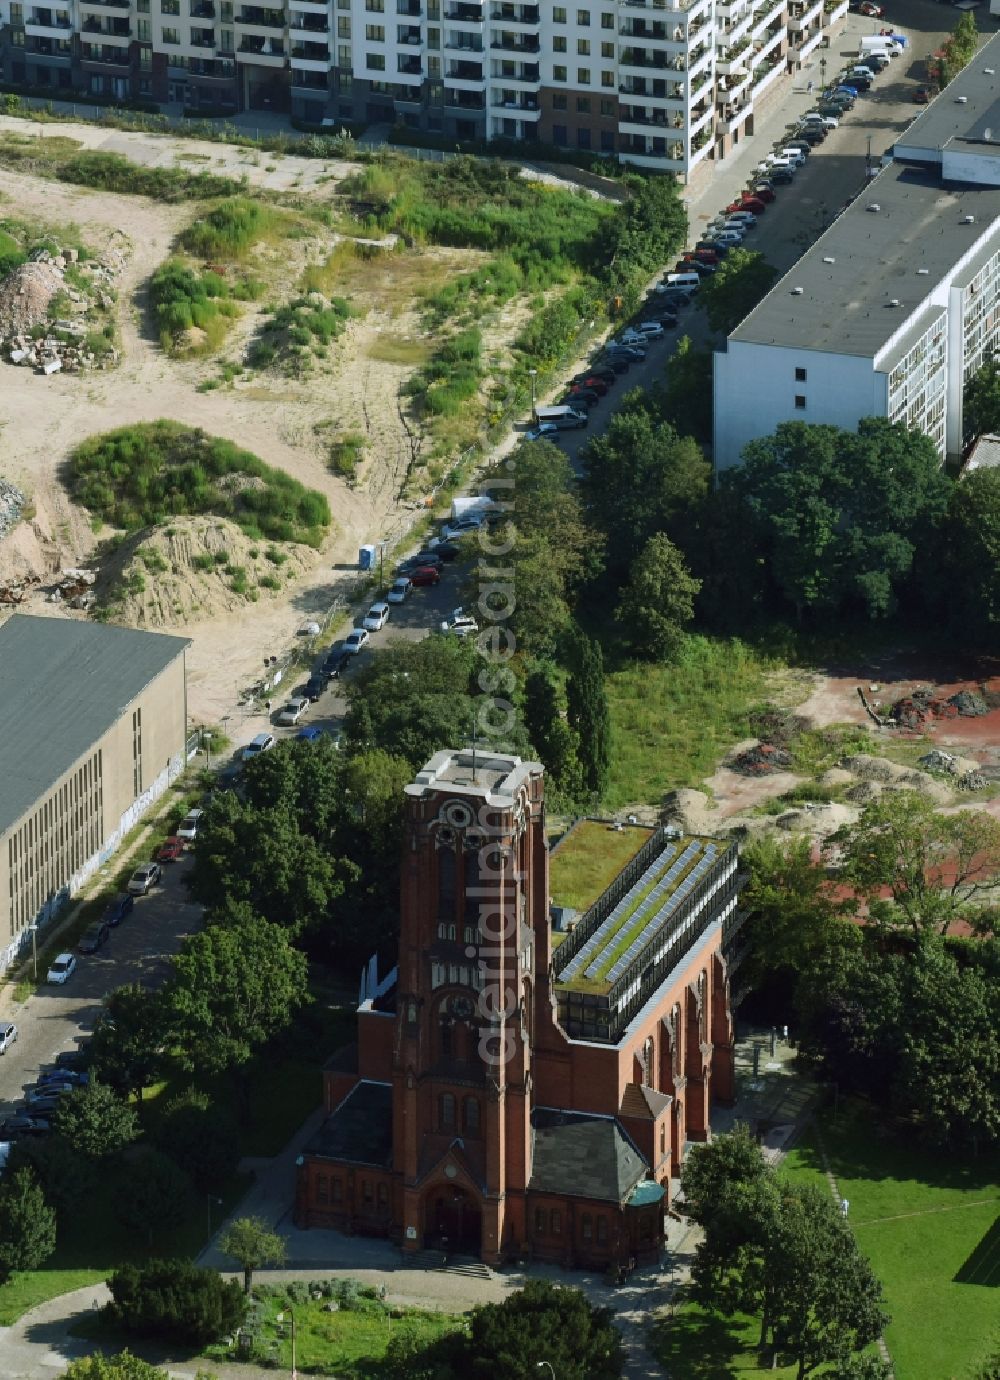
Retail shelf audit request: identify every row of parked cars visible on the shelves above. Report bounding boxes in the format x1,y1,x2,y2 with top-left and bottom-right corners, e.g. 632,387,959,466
0,1041,92,1139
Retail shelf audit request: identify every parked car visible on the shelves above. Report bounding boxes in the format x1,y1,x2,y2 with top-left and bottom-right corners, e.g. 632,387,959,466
521,419,562,441
54,1047,90,1071
295,726,325,743
37,1067,88,1087
176,808,204,841
608,340,647,358
363,602,390,632
0,1115,50,1137
241,732,276,761
77,921,110,954
387,577,411,604
276,696,309,725
102,892,134,928
409,565,441,587
858,1,883,14
598,354,630,374
644,312,678,329
604,345,645,363
802,111,839,128
430,541,461,562
0,1022,17,1056
21,1095,62,1117
322,651,349,681
127,862,162,896
913,85,932,103
579,365,616,385
770,168,796,185
440,609,480,638
635,321,665,339
304,673,325,702
155,836,185,864
563,387,600,408
344,628,370,655
400,552,443,573
570,373,609,395
46,952,77,985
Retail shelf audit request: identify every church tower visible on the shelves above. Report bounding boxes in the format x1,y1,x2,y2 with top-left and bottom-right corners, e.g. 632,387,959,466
391,749,547,1262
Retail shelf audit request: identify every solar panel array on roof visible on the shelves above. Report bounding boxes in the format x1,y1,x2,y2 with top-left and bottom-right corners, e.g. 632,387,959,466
602,844,719,984
558,843,677,981
583,841,700,981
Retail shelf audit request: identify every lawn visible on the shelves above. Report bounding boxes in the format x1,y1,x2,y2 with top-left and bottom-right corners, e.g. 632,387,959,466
549,819,651,912
781,1104,1000,1380
650,1302,800,1379
202,1283,465,1375
604,636,780,809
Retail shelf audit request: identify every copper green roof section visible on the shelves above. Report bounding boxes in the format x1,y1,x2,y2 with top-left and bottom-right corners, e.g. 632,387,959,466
549,819,652,914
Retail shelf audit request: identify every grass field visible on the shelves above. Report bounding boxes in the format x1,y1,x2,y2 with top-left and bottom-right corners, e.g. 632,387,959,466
781,1105,1000,1380
650,1303,800,1379
604,636,781,809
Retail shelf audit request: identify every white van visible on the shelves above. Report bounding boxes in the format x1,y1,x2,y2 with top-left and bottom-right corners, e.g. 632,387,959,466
534,404,588,430
778,147,806,166
664,272,700,291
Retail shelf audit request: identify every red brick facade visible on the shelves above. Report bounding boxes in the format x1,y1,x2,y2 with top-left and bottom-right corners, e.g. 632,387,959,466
295,751,736,1268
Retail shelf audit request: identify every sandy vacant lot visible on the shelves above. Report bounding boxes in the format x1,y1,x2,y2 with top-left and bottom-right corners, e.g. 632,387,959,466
0,139,505,730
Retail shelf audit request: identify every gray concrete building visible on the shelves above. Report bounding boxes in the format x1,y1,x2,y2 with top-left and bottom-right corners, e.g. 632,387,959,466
714,32,1000,469
0,615,189,969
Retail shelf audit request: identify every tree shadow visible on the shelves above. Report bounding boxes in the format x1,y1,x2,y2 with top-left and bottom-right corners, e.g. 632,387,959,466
649,1304,744,1380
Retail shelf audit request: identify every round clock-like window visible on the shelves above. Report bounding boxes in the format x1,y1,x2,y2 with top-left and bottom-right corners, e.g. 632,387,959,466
451,995,475,1020
443,801,474,829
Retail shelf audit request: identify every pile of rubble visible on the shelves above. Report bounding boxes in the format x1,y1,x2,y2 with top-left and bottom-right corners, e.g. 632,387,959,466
0,574,39,606
890,685,993,729
732,742,793,776
47,567,96,610
0,245,121,375
0,479,26,541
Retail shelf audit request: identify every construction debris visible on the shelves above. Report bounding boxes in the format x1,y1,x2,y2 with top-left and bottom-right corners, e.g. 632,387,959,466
732,742,793,776
0,574,39,605
0,479,26,540
47,567,97,610
0,241,125,376
949,689,989,717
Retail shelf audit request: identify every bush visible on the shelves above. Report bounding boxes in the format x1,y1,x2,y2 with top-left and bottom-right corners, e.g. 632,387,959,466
181,198,280,261
407,327,482,417
67,420,331,546
107,1258,247,1346
55,151,242,201
149,259,241,355
248,295,352,371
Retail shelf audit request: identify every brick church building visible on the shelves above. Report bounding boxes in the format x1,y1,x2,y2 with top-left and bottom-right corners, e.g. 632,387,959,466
294,748,743,1269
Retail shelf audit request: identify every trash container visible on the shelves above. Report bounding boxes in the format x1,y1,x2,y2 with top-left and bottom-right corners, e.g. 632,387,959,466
358,544,376,571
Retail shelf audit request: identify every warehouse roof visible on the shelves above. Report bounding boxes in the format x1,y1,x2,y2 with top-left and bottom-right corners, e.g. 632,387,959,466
728,162,1000,358
0,615,189,839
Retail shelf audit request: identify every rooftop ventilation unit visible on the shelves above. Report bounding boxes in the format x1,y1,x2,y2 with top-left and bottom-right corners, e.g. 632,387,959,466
823,255,835,263
964,215,976,224
986,67,995,75
986,128,994,142
791,286,804,295
888,299,901,307
957,95,968,104
917,268,930,275
867,203,880,212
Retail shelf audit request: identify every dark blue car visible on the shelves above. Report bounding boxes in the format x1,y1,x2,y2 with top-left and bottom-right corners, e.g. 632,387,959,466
102,892,135,928
295,726,324,743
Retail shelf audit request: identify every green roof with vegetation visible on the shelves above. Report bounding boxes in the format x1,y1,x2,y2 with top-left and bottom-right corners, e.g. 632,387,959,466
549,820,652,916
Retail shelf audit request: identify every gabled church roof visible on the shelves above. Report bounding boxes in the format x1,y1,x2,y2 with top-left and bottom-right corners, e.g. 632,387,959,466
620,1083,672,1121
529,1107,649,1204
305,1080,393,1168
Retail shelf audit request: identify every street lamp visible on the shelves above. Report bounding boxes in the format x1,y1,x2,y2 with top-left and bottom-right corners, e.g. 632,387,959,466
536,1363,555,1380
28,923,38,981
278,1307,298,1380
528,368,538,421
819,55,827,90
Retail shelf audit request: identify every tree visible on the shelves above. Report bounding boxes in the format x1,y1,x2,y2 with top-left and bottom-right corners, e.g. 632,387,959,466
149,1089,239,1192
565,630,611,799
831,1359,892,1380
0,1168,56,1280
523,663,583,800
681,1123,770,1227
699,249,778,336
603,174,687,312
581,391,710,572
940,466,1000,633
62,1354,173,1380
835,790,1000,935
164,916,308,1117
6,1135,96,1215
52,1083,139,1159
662,334,714,444
89,984,170,1100
963,355,1000,441
726,419,952,620
107,1258,246,1346
114,1149,192,1246
615,533,700,660
218,1216,287,1294
464,1280,623,1380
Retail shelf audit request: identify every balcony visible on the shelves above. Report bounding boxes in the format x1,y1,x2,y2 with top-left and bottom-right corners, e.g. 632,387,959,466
26,10,73,34
80,42,131,62
444,1,482,16
491,61,537,85
619,47,673,70
397,23,420,41
291,38,327,56
77,0,130,9
489,3,538,22
490,34,538,52
26,35,73,55
236,7,285,27
291,67,328,85
396,1,422,14
291,15,328,31
445,37,482,50
191,0,216,15
443,89,485,108
190,55,235,74
788,0,821,27
237,37,286,62
397,53,422,73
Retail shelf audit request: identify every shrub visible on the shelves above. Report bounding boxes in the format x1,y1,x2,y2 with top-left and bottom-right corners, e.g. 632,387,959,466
107,1258,247,1346
149,259,240,355
67,420,331,546
407,327,482,417
55,151,242,201
181,198,279,261
248,295,352,371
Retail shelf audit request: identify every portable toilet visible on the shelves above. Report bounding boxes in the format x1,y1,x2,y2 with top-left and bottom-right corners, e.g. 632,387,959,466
358,544,376,571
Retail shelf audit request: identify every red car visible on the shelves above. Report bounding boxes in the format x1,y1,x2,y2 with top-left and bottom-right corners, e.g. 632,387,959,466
409,566,441,587
156,836,184,863
750,184,776,203
858,1,883,16
913,86,931,104
740,196,767,215
688,248,718,264
570,374,609,395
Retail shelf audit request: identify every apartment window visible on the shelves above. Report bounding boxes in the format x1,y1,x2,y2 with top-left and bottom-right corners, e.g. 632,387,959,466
552,63,566,81
795,366,807,381
581,1212,593,1240
600,40,612,57
552,91,566,109
427,53,440,74
534,1207,545,1233
362,1180,374,1205
137,0,150,12
550,1209,561,1235
600,68,613,87
427,25,439,45
332,1177,343,1202
337,16,350,34
577,66,589,83
552,33,565,50
577,126,590,148
137,18,151,39
600,95,614,114
337,42,351,63
794,395,806,409
576,95,589,112
576,7,589,21
162,0,180,13
660,1124,666,1155
367,49,385,66
221,0,232,15
365,22,384,38
428,0,439,15
577,37,589,54
377,1182,388,1208
552,4,565,18
366,0,384,10
600,9,612,25
440,1093,456,1129
552,122,567,143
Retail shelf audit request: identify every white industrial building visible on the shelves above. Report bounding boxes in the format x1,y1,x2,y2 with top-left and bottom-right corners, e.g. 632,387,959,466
714,34,1000,470
0,0,848,180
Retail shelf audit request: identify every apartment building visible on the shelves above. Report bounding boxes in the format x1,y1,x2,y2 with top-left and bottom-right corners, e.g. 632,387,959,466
0,0,848,177
714,36,1000,470
0,615,189,970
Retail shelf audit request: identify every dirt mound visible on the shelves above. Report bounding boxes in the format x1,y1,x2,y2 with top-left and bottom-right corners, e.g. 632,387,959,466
661,788,717,835
733,742,793,776
846,780,883,804
94,516,321,629
949,690,989,717
747,706,812,747
819,767,854,789
0,257,63,335
842,754,897,783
